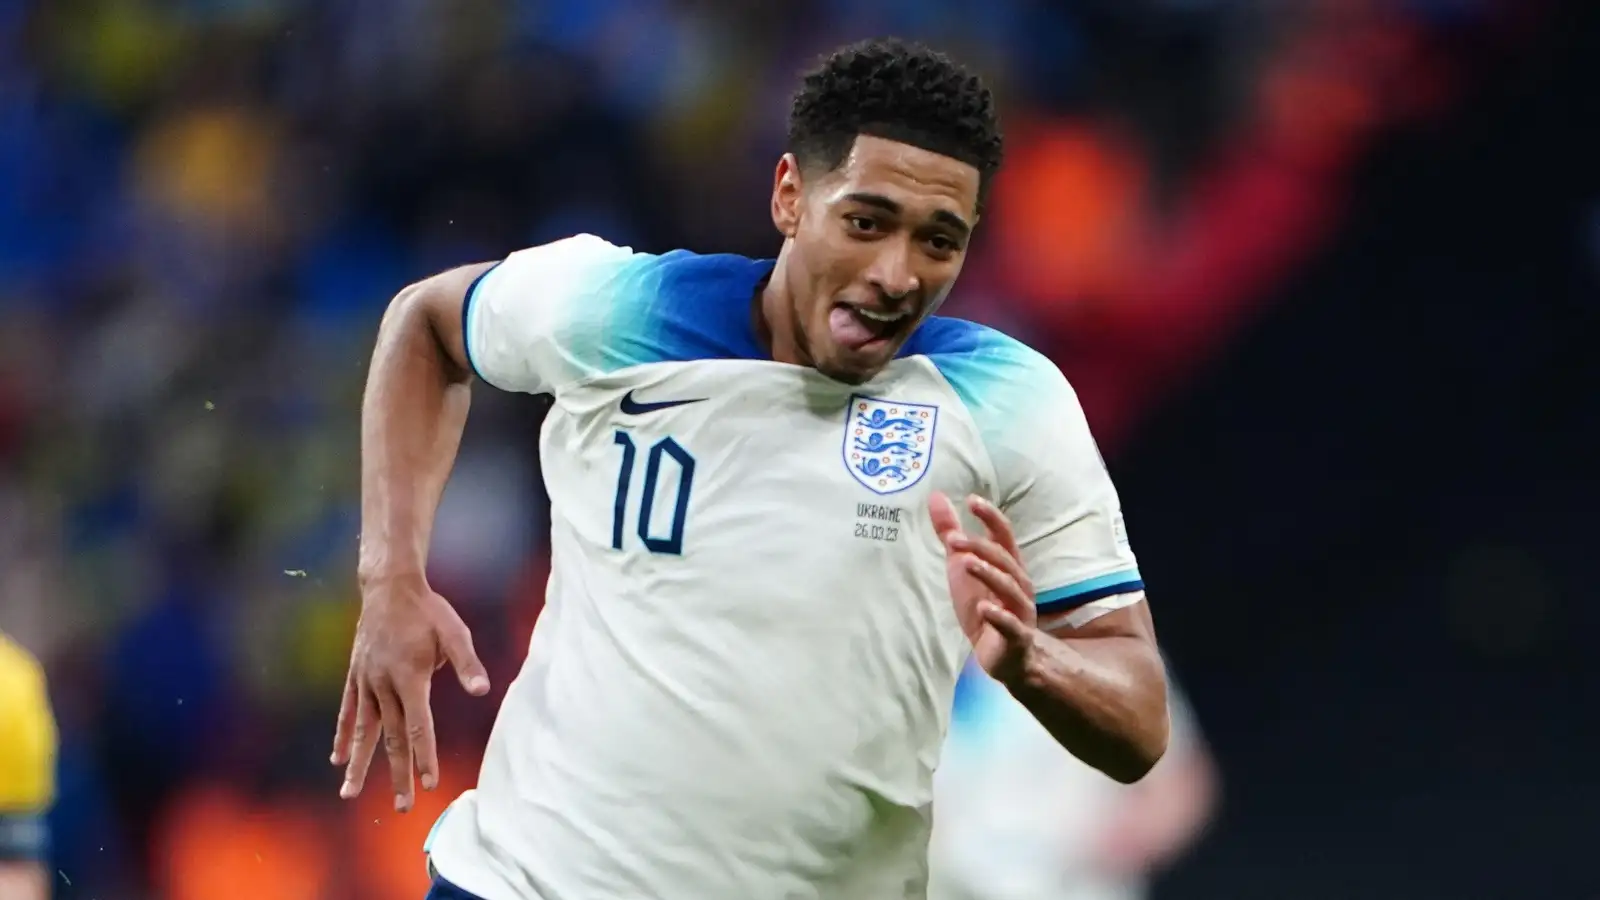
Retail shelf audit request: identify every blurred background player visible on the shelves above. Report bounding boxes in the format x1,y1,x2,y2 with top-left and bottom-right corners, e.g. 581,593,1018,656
930,659,1218,900
0,631,57,900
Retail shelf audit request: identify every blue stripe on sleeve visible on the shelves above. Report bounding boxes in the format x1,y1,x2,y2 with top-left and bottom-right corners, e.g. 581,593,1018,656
459,261,502,382
423,803,450,854
599,251,772,370
1035,569,1145,614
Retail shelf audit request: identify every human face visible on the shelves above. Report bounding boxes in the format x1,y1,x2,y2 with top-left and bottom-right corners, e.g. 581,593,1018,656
769,135,980,384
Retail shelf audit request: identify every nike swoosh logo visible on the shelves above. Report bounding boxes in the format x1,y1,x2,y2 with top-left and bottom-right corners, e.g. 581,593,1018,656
619,390,707,415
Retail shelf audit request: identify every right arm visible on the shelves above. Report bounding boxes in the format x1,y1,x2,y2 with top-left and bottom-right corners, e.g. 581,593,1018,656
356,263,489,589
355,230,630,589
334,264,495,813
334,234,636,813
355,231,642,586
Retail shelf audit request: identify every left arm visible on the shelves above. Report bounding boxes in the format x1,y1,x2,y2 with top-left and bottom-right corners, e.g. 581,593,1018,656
936,492,1169,784
1011,597,1168,784
932,344,1169,783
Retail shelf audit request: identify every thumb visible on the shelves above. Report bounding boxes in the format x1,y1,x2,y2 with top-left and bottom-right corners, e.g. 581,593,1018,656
437,614,491,696
927,491,962,542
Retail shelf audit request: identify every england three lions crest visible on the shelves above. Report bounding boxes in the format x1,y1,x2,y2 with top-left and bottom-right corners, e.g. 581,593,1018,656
843,395,938,495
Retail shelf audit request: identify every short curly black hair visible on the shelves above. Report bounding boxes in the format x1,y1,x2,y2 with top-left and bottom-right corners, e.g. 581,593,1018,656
787,38,1004,211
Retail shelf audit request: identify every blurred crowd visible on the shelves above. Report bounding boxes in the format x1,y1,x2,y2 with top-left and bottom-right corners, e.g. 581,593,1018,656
0,0,1547,897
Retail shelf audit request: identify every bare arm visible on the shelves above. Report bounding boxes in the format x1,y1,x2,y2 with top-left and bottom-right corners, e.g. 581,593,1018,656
1005,600,1170,784
934,493,1169,785
356,262,492,587
333,263,494,813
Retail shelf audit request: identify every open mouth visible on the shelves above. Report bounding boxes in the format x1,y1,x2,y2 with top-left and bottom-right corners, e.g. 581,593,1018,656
828,302,912,351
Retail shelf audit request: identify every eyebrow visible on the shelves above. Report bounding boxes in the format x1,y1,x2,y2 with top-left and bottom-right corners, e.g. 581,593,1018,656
844,192,971,236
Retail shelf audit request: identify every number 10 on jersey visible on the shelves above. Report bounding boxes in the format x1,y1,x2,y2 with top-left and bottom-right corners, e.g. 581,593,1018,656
611,430,696,555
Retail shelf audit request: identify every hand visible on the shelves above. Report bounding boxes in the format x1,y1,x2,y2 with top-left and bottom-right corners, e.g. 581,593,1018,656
330,576,490,812
928,492,1038,682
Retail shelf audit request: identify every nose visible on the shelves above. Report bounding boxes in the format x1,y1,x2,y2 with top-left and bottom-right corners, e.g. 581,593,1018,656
864,240,920,302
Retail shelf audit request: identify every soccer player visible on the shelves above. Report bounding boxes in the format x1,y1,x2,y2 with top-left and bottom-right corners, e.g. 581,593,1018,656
0,632,57,900
332,38,1170,900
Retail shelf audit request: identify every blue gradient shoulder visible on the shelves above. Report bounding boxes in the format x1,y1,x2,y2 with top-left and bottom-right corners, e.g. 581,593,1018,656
900,316,1064,443
462,237,774,394
593,249,773,370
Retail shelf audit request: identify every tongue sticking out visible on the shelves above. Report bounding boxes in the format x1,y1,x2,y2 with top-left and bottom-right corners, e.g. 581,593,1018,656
828,306,893,352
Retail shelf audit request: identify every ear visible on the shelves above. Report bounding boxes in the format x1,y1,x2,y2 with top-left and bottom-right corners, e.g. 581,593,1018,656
771,153,804,239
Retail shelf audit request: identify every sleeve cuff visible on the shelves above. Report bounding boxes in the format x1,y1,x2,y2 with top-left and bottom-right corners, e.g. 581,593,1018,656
1035,569,1144,615
460,261,503,383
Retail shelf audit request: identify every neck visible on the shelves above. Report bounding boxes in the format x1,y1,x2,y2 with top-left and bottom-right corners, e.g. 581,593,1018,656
758,243,805,366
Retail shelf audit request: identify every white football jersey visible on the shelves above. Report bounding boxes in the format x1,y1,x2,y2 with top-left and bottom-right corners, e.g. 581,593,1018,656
422,235,1144,900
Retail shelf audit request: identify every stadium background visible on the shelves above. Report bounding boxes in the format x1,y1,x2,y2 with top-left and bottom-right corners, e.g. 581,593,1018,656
1,0,1595,897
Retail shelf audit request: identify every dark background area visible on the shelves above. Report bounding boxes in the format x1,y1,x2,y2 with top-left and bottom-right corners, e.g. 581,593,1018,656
1135,4,1599,896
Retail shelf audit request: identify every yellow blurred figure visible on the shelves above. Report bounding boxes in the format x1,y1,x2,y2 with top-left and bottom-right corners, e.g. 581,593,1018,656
0,632,57,900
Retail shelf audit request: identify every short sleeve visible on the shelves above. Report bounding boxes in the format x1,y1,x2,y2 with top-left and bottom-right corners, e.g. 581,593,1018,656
994,358,1143,615
462,233,639,395
923,322,1143,617
0,638,57,861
